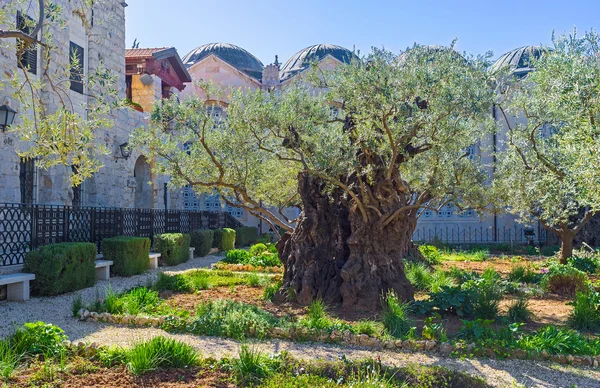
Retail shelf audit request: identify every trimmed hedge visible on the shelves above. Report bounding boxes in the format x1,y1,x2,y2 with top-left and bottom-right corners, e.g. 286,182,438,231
102,236,150,276
212,229,223,249
235,226,258,247
222,228,236,251
154,233,191,266
23,242,96,296
190,229,214,257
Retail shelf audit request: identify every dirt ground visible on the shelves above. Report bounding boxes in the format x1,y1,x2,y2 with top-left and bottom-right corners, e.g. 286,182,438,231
9,365,234,388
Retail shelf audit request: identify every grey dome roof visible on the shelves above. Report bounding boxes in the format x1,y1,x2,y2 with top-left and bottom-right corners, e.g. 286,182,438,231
490,46,547,77
183,43,264,81
280,44,355,81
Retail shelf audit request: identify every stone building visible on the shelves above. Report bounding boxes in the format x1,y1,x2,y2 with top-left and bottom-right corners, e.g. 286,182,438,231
0,1,188,210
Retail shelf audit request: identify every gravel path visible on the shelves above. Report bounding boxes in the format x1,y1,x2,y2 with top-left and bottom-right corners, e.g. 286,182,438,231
0,253,224,340
1,255,599,388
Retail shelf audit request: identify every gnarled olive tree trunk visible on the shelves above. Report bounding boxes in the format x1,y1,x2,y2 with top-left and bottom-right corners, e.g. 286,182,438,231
278,173,415,310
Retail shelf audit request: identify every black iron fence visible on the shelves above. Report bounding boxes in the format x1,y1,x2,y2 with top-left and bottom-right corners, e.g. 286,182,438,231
0,203,243,267
412,224,548,244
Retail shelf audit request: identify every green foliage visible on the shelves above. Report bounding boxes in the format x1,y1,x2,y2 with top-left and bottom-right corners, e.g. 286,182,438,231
234,345,278,385
354,320,382,337
421,313,447,341
23,242,96,296
190,229,214,257
519,326,599,356
493,31,600,254
154,233,191,266
102,236,150,276
508,264,540,284
299,300,332,330
568,290,600,331
418,245,442,265
429,270,456,293
458,319,495,341
71,294,83,317
381,290,413,338
405,263,431,291
10,322,67,359
153,269,265,293
250,243,269,256
0,339,20,381
541,264,589,297
568,251,600,274
189,300,278,339
470,269,504,320
125,336,199,376
221,228,236,251
540,245,560,257
441,249,489,262
257,234,273,244
507,296,533,323
262,280,282,301
446,266,480,284
414,285,475,317
100,286,160,315
213,228,224,249
247,272,262,287
224,249,252,264
235,227,259,247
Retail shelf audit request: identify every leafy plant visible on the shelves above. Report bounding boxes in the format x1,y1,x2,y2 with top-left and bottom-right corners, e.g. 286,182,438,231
458,319,495,341
354,320,382,337
381,290,413,338
414,285,475,317
247,272,262,287
507,296,533,322
541,264,589,297
233,345,278,385
421,313,446,341
568,290,600,331
299,300,333,330
262,280,282,301
446,266,480,284
405,262,432,291
508,264,540,284
11,322,67,359
519,326,598,355
568,251,600,274
71,294,83,317
0,339,21,381
418,245,442,265
470,270,503,320
249,243,269,256
224,249,252,264
429,270,456,293
125,336,199,376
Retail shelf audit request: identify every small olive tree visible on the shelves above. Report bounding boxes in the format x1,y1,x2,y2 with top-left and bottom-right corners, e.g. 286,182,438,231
0,0,122,186
134,46,495,308
493,31,600,263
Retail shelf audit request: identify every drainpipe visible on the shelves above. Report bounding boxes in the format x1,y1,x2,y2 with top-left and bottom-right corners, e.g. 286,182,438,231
492,104,498,242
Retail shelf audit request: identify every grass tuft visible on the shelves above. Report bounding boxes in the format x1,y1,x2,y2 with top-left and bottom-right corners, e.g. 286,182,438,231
381,290,413,338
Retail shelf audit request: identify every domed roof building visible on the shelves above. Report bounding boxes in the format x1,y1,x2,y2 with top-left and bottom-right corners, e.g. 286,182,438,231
183,43,264,81
279,44,355,82
490,46,547,77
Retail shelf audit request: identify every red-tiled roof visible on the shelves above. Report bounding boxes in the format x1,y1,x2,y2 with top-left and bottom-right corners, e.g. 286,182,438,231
125,47,171,59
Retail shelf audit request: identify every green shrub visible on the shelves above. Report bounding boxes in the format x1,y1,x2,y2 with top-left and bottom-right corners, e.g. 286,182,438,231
154,233,191,266
222,228,236,251
235,227,258,247
414,285,475,317
568,290,600,331
540,245,560,257
262,280,282,301
190,300,277,339
507,296,533,322
250,243,268,256
213,229,224,249
418,245,442,264
508,264,540,283
248,252,281,267
382,290,413,338
190,229,214,257
541,264,589,297
125,336,199,376
23,242,96,296
429,270,456,293
519,326,598,355
469,270,503,320
102,236,150,276
299,300,332,330
10,322,66,359
568,251,600,274
71,294,83,317
224,249,251,264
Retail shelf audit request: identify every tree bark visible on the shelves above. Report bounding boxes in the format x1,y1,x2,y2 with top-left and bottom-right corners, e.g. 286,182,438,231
278,173,416,310
277,173,350,305
559,232,575,264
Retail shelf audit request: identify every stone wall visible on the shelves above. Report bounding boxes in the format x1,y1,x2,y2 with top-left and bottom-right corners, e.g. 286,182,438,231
0,0,172,209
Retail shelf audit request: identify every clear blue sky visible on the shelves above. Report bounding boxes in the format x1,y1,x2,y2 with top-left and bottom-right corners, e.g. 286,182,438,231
125,0,600,65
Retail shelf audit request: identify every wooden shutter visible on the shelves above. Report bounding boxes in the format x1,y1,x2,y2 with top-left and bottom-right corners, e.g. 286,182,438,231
16,12,37,75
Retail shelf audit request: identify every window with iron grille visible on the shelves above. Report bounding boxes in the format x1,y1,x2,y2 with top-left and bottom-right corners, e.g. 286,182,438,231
71,165,84,207
20,158,36,204
69,42,84,94
16,11,37,75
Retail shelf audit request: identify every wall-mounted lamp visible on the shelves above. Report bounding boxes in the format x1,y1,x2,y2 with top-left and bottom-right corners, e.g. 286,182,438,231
0,105,17,132
115,142,131,161
140,73,153,86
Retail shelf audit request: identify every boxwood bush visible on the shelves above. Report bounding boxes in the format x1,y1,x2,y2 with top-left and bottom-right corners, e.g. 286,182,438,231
222,228,236,251
212,229,223,249
235,226,258,247
23,242,96,296
102,236,150,276
154,233,191,266
190,229,214,257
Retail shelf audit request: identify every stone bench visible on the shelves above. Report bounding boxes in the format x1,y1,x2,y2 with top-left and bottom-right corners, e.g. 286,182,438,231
189,247,195,260
149,252,161,269
0,273,35,301
98,253,162,270
95,260,113,281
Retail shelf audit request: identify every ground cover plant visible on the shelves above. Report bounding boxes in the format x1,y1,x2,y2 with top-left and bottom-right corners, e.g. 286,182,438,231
222,243,281,268
3,322,491,387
